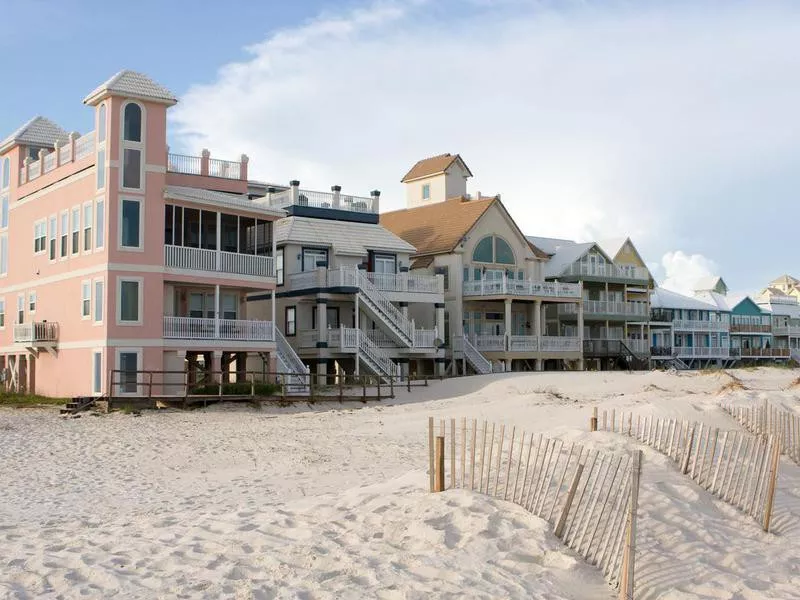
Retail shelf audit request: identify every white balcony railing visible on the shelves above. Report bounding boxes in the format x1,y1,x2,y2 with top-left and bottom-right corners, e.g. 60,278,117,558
13,322,59,344
559,301,648,317
470,334,579,353
167,153,243,180
772,325,800,336
674,346,731,358
19,131,95,185
262,187,379,214
562,262,650,281
365,272,443,295
163,316,274,341
164,245,275,278
463,278,581,299
672,319,730,332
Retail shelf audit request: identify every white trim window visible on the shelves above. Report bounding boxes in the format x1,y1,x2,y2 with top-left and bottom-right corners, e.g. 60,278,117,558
28,291,36,314
71,206,80,255
276,248,284,286
95,197,105,250
117,277,142,325
16,294,24,324
81,280,91,318
96,148,106,190
116,348,142,395
33,220,46,254
1,157,9,190
93,278,104,323
119,197,143,250
60,211,68,258
92,349,103,396
48,215,57,260
120,102,145,191
0,234,7,275
83,202,93,252
0,195,8,229
0,298,5,328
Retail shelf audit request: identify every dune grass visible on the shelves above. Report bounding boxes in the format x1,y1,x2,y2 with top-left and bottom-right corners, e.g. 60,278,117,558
0,393,67,408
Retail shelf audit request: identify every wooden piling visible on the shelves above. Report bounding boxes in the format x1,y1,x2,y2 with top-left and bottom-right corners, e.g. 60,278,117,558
434,435,445,492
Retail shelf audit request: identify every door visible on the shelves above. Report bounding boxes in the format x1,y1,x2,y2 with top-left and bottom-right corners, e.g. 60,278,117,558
119,351,139,394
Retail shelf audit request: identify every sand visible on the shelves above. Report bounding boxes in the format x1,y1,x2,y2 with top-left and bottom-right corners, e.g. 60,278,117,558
2,368,800,599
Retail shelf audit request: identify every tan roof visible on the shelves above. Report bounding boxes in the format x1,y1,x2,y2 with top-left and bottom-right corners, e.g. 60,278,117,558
410,256,434,270
400,153,473,183
381,196,495,256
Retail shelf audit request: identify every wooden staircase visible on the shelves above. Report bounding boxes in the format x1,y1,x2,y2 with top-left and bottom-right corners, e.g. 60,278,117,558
60,396,96,415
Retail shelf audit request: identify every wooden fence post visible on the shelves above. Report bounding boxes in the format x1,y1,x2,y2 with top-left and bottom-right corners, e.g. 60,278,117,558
434,435,445,492
450,418,456,490
555,462,585,539
362,376,366,401
681,424,696,475
428,417,435,492
619,449,642,600
591,407,598,432
763,434,780,532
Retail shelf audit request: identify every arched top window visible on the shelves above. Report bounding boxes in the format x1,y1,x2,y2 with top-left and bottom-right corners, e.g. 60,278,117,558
98,104,107,143
123,103,142,142
1,157,9,189
472,235,516,265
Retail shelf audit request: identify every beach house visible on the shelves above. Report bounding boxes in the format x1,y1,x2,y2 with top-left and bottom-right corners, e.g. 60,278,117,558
757,275,800,362
0,71,285,398
382,154,584,374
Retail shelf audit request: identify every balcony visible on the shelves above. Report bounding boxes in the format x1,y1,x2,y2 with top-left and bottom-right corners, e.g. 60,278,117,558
167,152,245,181
164,245,275,279
296,326,439,350
18,131,95,186
260,184,379,223
468,334,580,353
463,278,581,299
366,272,443,295
672,319,730,332
772,325,800,336
286,268,442,298
734,347,791,358
13,322,59,345
559,300,648,319
730,323,771,334
163,316,274,342
674,346,730,358
562,262,650,282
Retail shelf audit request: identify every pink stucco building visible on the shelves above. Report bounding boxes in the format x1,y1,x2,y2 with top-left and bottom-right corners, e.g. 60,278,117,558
0,70,282,398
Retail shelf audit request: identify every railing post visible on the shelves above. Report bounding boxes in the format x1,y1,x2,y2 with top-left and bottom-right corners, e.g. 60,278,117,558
331,185,341,209
200,149,210,176
370,189,380,212
69,132,78,164
240,154,249,181
290,180,300,203
53,140,62,168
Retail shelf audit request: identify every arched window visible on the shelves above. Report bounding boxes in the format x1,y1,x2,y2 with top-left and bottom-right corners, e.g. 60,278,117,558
98,104,107,143
1,157,8,189
471,235,516,265
123,103,142,142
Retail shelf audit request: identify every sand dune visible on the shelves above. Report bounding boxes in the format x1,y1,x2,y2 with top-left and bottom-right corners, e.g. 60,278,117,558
2,368,800,599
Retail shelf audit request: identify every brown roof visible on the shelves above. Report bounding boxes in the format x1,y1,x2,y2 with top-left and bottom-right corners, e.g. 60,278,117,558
400,153,473,183
527,240,550,260
381,196,495,256
410,256,434,270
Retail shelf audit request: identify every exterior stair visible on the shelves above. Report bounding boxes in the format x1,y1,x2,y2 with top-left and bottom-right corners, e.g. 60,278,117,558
453,335,493,375
60,396,95,415
358,332,401,383
274,329,310,394
353,269,414,347
791,349,800,365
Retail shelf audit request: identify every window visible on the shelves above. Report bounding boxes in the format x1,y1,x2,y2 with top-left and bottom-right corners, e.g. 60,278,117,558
123,103,142,142
96,148,105,189
164,205,174,245
81,281,91,318
118,350,140,394
118,278,142,324
120,198,141,248
97,104,107,143
28,291,36,313
0,196,7,229
94,279,104,323
60,211,68,257
0,299,5,327
422,184,430,200
17,295,23,324
95,198,105,249
188,293,214,318
373,253,396,275
441,266,450,291
222,294,237,320
71,207,80,254
220,213,238,252
34,221,46,254
471,235,515,265
285,306,296,336
83,203,93,251
302,248,328,272
0,234,7,275
276,248,284,285
122,149,141,189
0,157,9,190
473,236,494,263
92,351,102,395
48,216,56,260
463,267,469,283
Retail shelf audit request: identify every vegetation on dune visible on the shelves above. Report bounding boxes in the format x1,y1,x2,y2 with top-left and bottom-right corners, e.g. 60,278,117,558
0,393,67,408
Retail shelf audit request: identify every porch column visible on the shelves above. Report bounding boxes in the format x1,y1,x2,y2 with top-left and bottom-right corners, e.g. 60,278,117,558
534,300,543,372
214,285,220,338
316,359,328,386
504,299,512,351
435,303,445,346
212,351,223,385
18,355,27,394
216,211,221,268
400,358,410,381
354,294,360,376
577,287,585,370
400,301,408,319
317,299,328,343
271,290,276,334
27,354,35,395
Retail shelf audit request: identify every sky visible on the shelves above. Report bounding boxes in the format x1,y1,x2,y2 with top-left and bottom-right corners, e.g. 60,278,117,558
2,0,798,297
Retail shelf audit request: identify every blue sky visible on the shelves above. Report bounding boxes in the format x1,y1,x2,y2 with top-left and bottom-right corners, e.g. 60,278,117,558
2,0,799,295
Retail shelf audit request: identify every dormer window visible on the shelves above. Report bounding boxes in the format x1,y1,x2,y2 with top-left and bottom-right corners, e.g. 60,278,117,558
422,184,430,200
123,103,142,142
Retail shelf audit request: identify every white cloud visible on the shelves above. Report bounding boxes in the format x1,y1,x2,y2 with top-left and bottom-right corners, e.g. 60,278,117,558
170,0,800,286
659,251,718,296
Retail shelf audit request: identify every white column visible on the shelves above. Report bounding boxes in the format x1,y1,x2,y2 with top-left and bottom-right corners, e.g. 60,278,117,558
534,300,543,372
354,293,360,376
436,303,445,345
317,301,327,337
214,285,220,338
504,298,512,352
216,212,221,268
271,290,276,332
577,282,585,370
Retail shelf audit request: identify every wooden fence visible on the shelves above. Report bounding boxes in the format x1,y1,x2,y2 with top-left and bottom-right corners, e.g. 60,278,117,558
721,400,800,465
592,408,781,532
428,417,641,598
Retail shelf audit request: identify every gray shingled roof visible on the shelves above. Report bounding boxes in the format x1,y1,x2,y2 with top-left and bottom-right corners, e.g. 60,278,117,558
165,186,285,217
276,216,416,256
651,287,718,311
0,116,70,151
84,70,177,104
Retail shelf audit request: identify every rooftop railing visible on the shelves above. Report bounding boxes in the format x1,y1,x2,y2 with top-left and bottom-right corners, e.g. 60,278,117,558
167,150,247,181
260,182,380,214
19,131,95,185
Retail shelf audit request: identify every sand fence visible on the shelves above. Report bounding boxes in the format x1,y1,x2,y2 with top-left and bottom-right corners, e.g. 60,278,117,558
591,408,781,532
720,399,800,465
427,417,641,599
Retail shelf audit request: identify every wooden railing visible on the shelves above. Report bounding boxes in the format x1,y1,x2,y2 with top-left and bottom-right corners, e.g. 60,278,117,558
730,323,771,333
13,321,58,344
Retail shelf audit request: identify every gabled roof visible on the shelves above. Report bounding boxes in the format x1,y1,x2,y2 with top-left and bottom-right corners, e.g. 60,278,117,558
380,196,494,256
694,290,732,311
596,237,628,260
276,216,415,256
526,236,575,255
694,276,728,294
651,287,718,311
769,274,800,288
530,236,613,278
401,153,473,183
0,116,70,153
84,70,177,106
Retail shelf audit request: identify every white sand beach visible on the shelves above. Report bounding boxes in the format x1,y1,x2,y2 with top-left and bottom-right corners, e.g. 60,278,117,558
3,368,800,599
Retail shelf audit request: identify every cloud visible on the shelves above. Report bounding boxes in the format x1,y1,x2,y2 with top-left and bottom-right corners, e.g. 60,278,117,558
170,0,800,288
659,251,718,296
